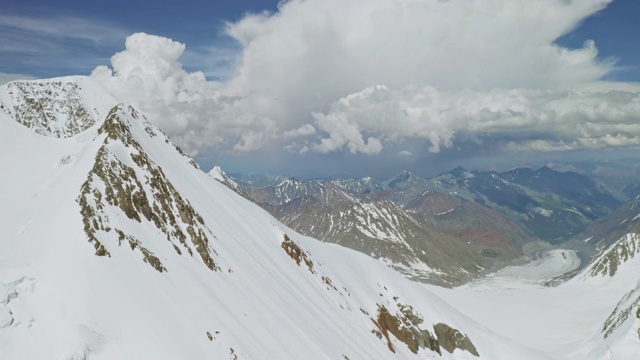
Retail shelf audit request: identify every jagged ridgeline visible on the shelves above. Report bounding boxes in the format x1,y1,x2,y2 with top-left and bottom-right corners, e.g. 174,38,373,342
78,105,219,272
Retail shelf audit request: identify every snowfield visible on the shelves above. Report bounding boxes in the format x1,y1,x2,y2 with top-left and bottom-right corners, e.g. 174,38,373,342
0,76,638,359
430,246,640,359
467,249,582,288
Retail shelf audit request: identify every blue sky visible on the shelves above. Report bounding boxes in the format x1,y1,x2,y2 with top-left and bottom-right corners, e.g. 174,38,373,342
2,0,638,81
1,0,280,79
556,0,640,82
2,0,640,179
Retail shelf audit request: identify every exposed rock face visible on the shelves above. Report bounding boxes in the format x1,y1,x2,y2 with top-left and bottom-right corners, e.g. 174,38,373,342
602,280,640,339
281,234,315,274
371,304,441,355
78,105,219,272
280,235,349,299
369,301,479,357
575,194,640,278
1,80,100,138
433,323,479,356
369,299,478,356
589,233,640,277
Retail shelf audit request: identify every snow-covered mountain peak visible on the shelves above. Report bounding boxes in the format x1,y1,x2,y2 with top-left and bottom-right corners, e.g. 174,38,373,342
279,177,302,187
208,165,228,182
80,104,220,271
207,165,244,195
332,176,383,194
385,170,428,190
0,76,117,138
391,170,413,181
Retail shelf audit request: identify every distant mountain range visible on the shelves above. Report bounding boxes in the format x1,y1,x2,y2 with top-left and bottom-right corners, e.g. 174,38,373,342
423,166,622,242
212,164,626,285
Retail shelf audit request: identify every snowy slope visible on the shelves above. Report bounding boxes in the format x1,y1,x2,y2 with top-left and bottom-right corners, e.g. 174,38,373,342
430,237,640,360
0,77,551,359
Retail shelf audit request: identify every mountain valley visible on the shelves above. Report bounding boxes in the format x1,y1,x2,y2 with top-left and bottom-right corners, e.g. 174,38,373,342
217,160,630,286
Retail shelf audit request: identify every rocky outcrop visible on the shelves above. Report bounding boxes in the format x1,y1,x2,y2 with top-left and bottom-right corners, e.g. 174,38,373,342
371,304,440,355
589,233,640,277
433,322,479,356
602,280,640,339
370,301,478,357
78,105,219,272
2,80,98,138
281,234,315,274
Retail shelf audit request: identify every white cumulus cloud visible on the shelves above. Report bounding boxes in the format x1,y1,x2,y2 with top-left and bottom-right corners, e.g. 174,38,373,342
226,0,613,98
91,33,282,154
308,85,640,153
90,0,640,158
312,111,383,154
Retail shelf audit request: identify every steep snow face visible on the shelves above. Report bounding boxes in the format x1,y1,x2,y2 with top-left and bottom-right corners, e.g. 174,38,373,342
0,77,553,360
207,165,229,182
